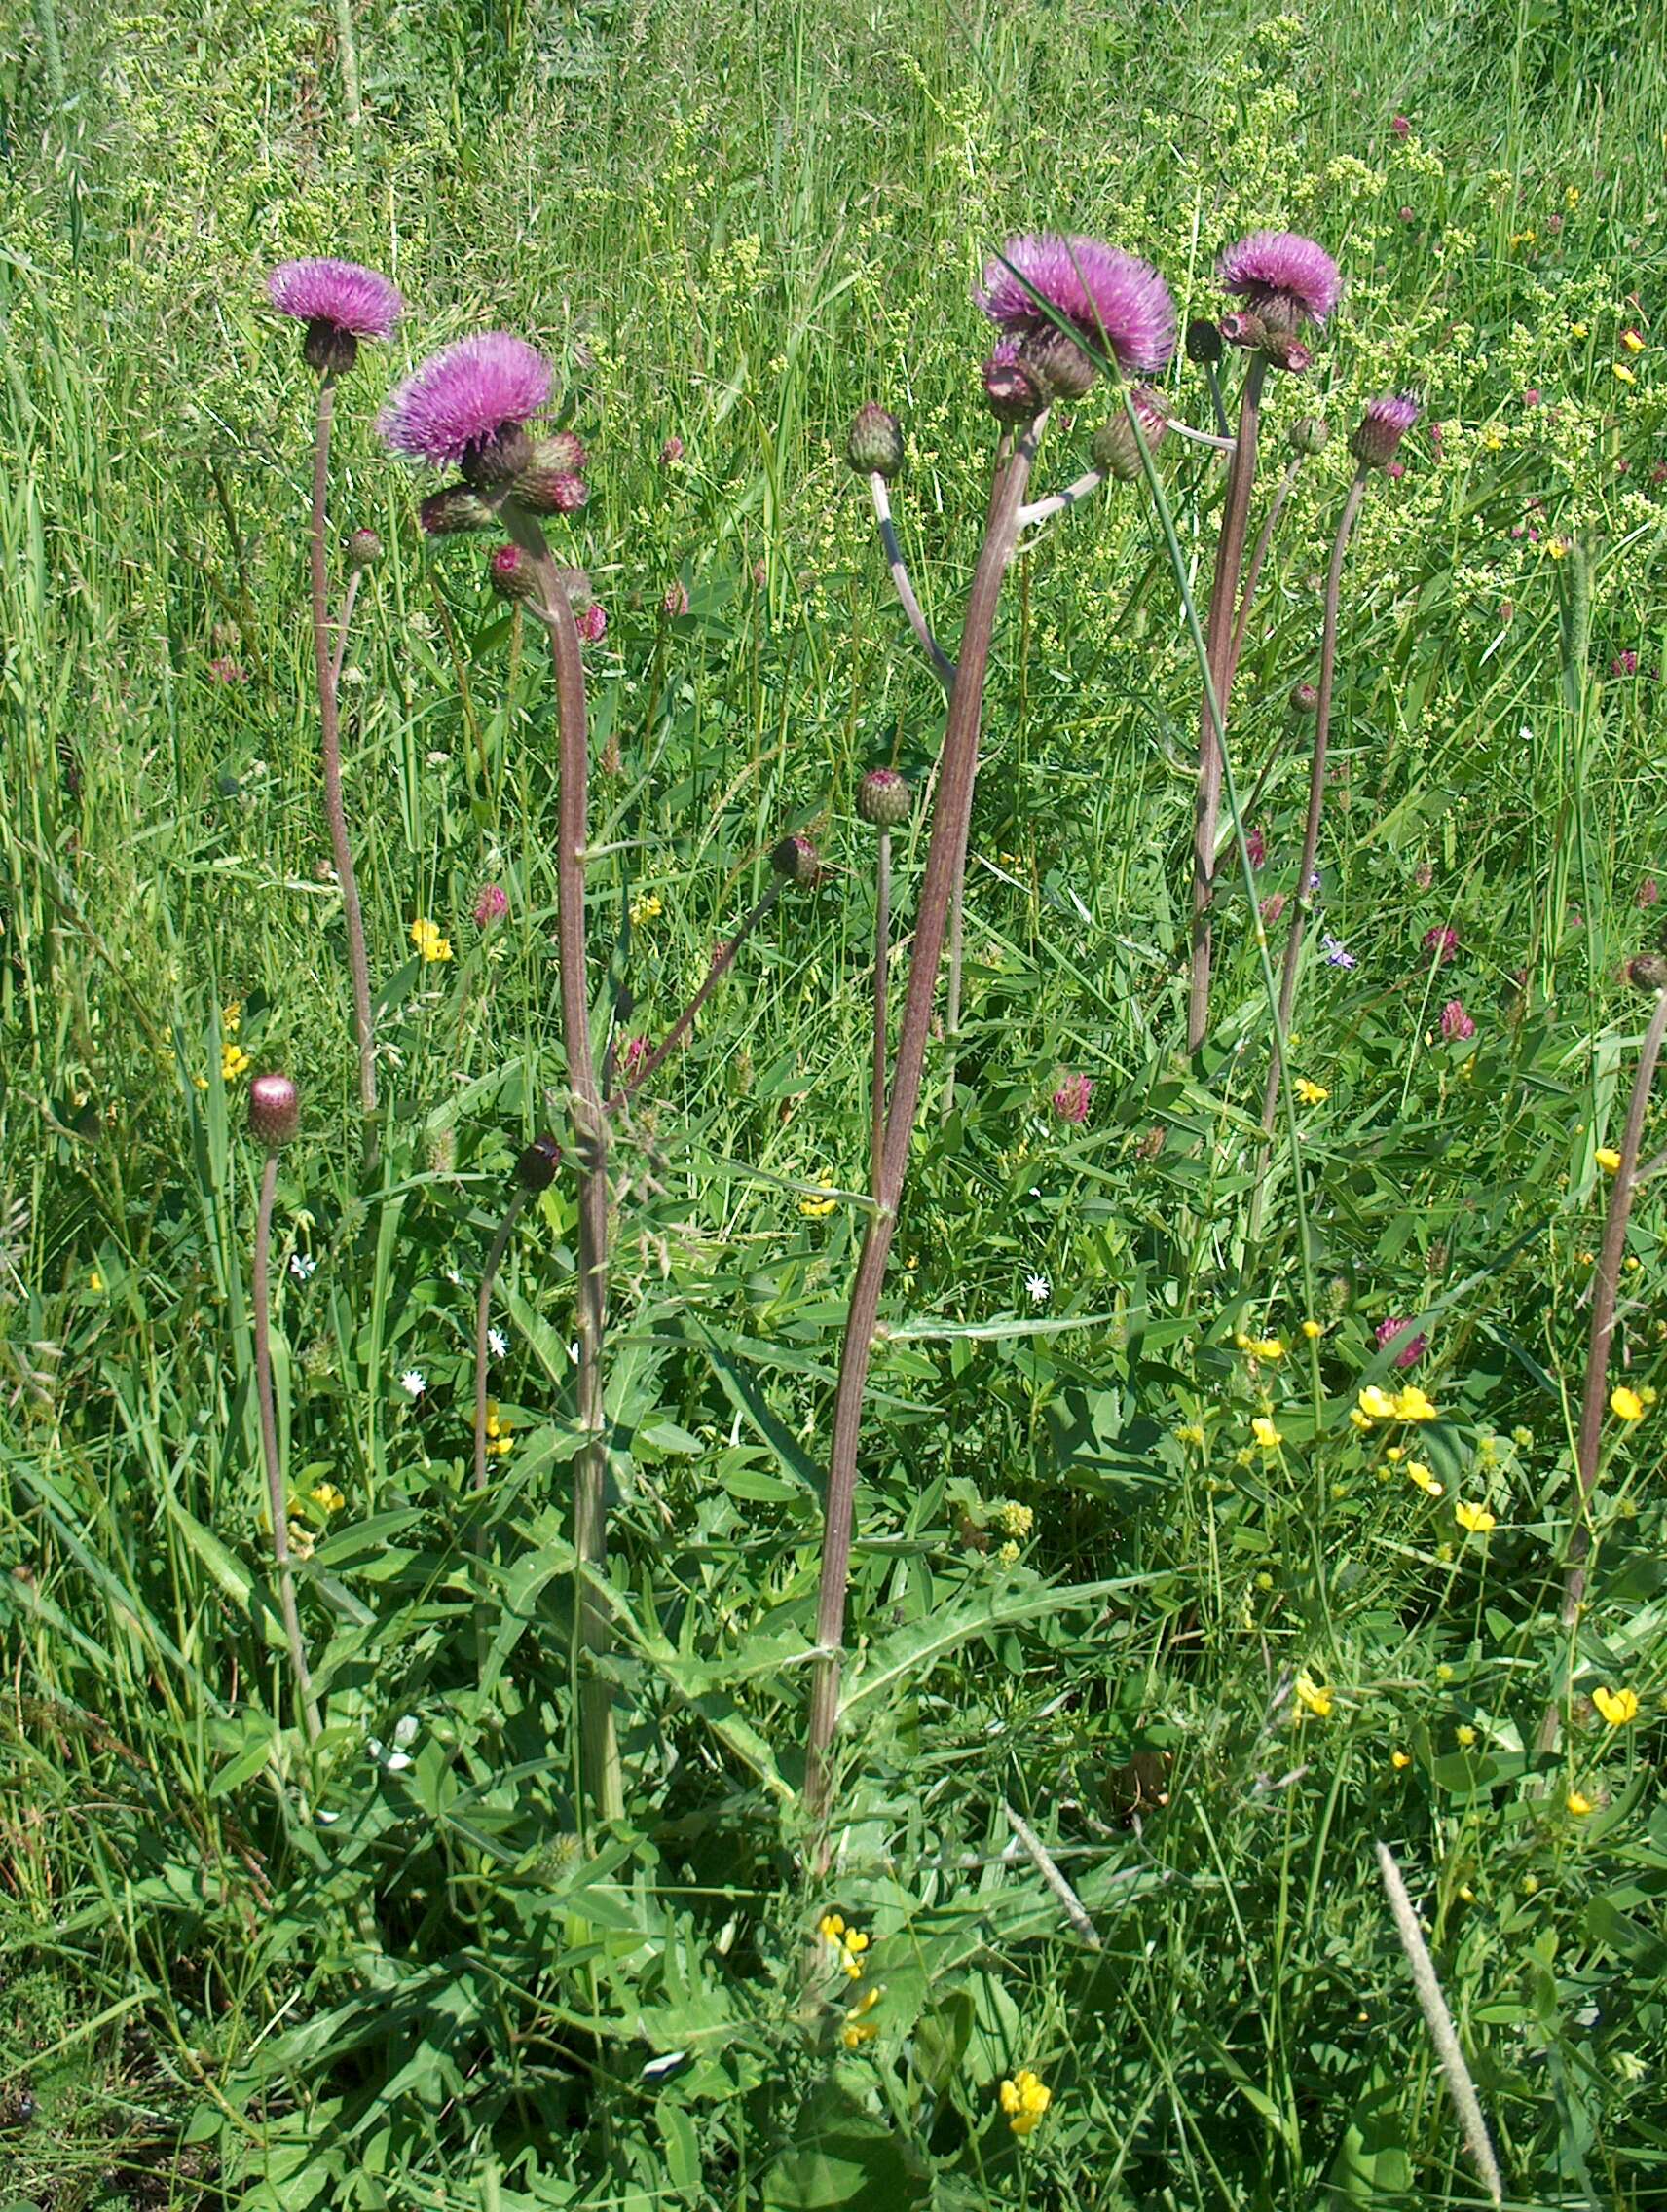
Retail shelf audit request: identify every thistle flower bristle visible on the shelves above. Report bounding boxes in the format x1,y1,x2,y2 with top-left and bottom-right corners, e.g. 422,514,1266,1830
378,332,553,470
267,259,402,363
771,832,825,889
1217,230,1342,330
1352,392,1422,471
845,403,906,478
515,1134,562,1191
977,233,1176,375
249,1072,301,1150
856,768,911,828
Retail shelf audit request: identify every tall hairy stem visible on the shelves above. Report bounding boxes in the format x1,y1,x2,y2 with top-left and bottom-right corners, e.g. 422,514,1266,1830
1228,453,1303,678
1537,985,1667,1752
805,414,1045,1830
502,508,624,1826
254,1153,322,1744
871,830,891,1192
1249,466,1368,1240
1187,354,1267,1053
310,378,377,1129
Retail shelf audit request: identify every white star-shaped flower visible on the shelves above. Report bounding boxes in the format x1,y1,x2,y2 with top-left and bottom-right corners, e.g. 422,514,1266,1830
1026,1272,1051,1305
399,1368,426,1399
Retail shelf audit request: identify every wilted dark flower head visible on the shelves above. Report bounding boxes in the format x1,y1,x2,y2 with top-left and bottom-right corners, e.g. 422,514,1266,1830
1185,317,1224,364
515,1134,562,1191
1217,230,1342,331
268,259,401,372
1352,392,1422,471
977,234,1176,375
771,833,824,889
379,333,552,472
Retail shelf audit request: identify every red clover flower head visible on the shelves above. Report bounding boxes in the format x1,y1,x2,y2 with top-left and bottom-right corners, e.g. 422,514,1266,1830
662,581,690,618
1375,1315,1427,1367
473,883,509,928
1439,998,1476,1043
1636,877,1659,909
978,234,1176,376
659,435,685,465
1217,230,1341,332
268,258,401,373
1245,826,1267,869
1352,392,1422,471
1051,1072,1093,1125
1611,649,1638,678
1422,924,1460,966
574,601,608,644
379,333,553,485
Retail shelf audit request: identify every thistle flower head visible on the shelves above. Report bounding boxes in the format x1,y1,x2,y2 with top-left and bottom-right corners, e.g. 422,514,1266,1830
977,234,1176,376
1217,230,1342,331
379,333,553,477
856,768,911,828
268,258,401,373
1289,415,1331,455
1352,392,1422,471
771,832,825,889
514,1134,562,1192
845,403,906,478
248,1072,300,1149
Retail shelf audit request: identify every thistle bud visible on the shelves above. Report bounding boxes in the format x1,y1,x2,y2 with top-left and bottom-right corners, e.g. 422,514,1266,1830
1629,952,1667,993
1091,387,1170,483
346,527,383,568
1260,329,1313,374
515,433,590,514
982,348,1043,424
1018,323,1097,400
303,319,358,377
1288,416,1330,456
1185,317,1224,364
1290,681,1319,715
771,832,824,889
419,485,496,537
1351,393,1422,472
249,1072,300,1150
845,403,906,479
460,422,535,492
1218,311,1266,351
856,768,911,829
515,1134,562,1191
489,543,538,604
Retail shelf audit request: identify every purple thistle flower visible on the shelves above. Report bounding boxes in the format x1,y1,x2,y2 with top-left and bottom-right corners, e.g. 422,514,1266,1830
1217,231,1341,331
267,258,402,342
977,234,1176,375
1375,1314,1427,1368
1352,393,1422,471
1322,934,1357,969
378,333,553,472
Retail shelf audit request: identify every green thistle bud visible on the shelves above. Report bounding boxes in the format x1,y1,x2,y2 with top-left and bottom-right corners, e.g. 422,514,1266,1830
1290,681,1319,716
460,422,535,491
514,433,590,515
248,1072,300,1150
346,527,383,568
771,832,824,888
1018,323,1097,400
856,768,911,828
1090,388,1169,482
419,485,497,537
1288,417,1330,456
845,404,905,479
489,543,538,603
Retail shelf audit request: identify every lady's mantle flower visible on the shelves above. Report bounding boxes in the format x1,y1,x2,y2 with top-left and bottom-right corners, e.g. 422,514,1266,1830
410,916,454,964
1375,1316,1427,1368
1295,1078,1329,1105
1455,1499,1496,1534
379,332,553,472
977,234,1176,375
1593,1685,1640,1727
1294,1670,1334,1718
399,1368,426,1398
1218,230,1342,330
1611,1385,1645,1422
268,257,401,372
998,2070,1052,2137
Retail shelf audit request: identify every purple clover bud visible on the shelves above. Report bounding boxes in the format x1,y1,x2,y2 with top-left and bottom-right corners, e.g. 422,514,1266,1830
1422,924,1459,966
1375,1315,1427,1368
248,1072,300,1150
1440,998,1476,1042
1629,952,1667,992
473,883,509,928
1051,1072,1093,1125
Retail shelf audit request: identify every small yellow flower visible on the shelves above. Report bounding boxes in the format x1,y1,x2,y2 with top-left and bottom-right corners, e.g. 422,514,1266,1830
1457,1724,1477,1748
409,917,454,964
1565,185,1580,208
1611,1385,1645,1422
89,1269,104,1293
222,1000,242,1034
309,1482,345,1513
1386,1446,1404,1463
841,1985,883,2047
1546,536,1571,559
1480,424,1505,451
221,1043,252,1082
1567,1789,1595,1817
1392,1385,1438,1422
798,1190,837,1220
1350,1408,1373,1431
1295,1078,1329,1106
818,1913,846,1942
999,2070,1052,2137
1252,1416,1282,1451
1407,1461,1443,1496
1295,1671,1333,1719
1571,319,1588,338
1612,362,1637,386
1357,1385,1399,1421
1574,1249,1595,1267
483,1402,514,1457
1301,1318,1323,1339
1620,328,1646,353
1390,1749,1412,1769
1455,1500,1496,1534
1595,1146,1622,1173
1593,1685,1639,1727
1244,1336,1286,1362
997,1501,1034,1539
997,1539,1020,1567
1176,1422,1206,1448
629,892,663,927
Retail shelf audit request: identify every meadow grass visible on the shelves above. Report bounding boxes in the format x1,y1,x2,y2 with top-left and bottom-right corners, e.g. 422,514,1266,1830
2,0,1665,2204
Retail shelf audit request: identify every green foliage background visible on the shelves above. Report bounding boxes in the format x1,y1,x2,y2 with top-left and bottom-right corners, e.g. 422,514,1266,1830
2,0,1665,2204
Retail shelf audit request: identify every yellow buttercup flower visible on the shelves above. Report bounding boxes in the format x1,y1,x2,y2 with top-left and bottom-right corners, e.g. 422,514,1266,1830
1252,1417,1282,1451
1611,1385,1645,1422
1571,319,1588,338
410,917,454,964
1243,1336,1286,1361
1593,1685,1639,1727
1350,1408,1372,1431
1455,1500,1496,1534
1390,1749,1412,1770
1407,1461,1443,1496
1295,1078,1329,1106
1392,1385,1438,1422
1456,1724,1477,1748
1595,1146,1622,1173
999,2070,1052,2137
1301,1318,1323,1339
1357,1385,1399,1421
1295,1670,1333,1718
1567,1789,1595,1817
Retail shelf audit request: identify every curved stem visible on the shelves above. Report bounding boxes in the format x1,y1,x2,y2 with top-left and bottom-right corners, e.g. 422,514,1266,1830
1018,466,1107,533
501,507,623,1827
1187,354,1267,1053
605,882,783,1113
311,378,377,1129
1252,467,1369,1215
254,1152,322,1744
473,1188,527,1494
328,566,362,692
871,830,891,1192
871,475,955,690
806,413,1046,1829
1537,986,1667,1754
1228,454,1303,678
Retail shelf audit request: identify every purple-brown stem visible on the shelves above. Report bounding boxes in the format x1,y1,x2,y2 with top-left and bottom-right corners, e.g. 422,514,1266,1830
605,881,784,1113
310,378,377,1127
871,830,891,1191
1255,467,1369,1160
1228,453,1303,678
1187,354,1268,1054
254,1151,322,1743
871,474,954,690
1537,985,1667,1751
473,1187,527,1494
501,506,624,1825
805,412,1046,1829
